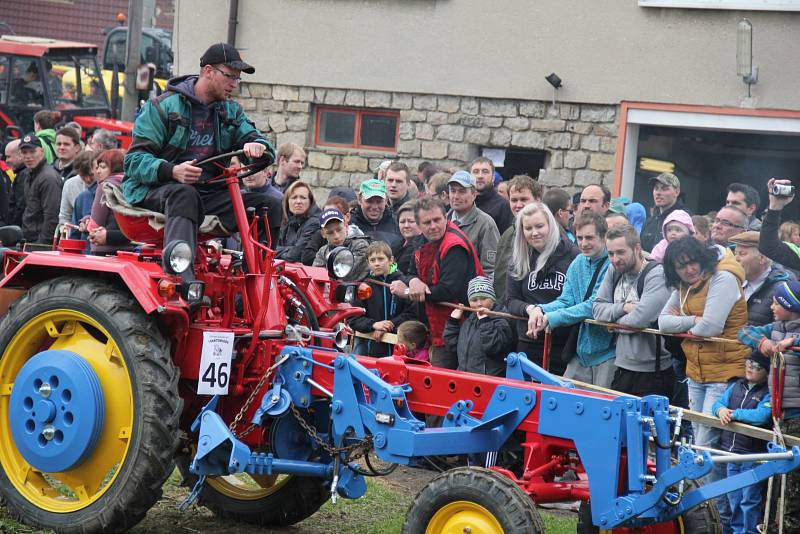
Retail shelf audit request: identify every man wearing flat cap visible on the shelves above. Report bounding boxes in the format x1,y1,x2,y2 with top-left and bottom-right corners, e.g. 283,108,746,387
731,230,795,326
123,43,281,275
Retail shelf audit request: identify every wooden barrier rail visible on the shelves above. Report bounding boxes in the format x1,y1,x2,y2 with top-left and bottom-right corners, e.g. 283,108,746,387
349,291,799,445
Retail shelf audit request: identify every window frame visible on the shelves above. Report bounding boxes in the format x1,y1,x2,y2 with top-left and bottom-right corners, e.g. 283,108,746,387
314,105,400,152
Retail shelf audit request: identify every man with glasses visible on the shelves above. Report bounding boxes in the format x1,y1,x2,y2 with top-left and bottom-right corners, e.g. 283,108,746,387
123,42,277,277
710,205,748,248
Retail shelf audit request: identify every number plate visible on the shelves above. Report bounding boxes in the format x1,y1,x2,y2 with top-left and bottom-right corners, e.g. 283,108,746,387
197,331,234,395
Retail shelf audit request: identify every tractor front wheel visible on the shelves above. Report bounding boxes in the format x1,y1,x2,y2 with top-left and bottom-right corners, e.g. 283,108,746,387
402,466,545,534
0,277,181,533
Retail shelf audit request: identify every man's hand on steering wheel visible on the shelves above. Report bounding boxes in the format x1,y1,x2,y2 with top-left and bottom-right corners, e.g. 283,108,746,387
243,142,266,159
173,160,202,184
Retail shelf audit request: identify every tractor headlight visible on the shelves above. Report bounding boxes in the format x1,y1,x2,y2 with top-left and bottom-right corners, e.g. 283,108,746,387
326,246,354,280
180,280,205,302
163,241,192,274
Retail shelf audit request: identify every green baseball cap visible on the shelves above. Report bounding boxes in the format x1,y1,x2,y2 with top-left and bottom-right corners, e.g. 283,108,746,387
649,172,680,189
359,178,386,199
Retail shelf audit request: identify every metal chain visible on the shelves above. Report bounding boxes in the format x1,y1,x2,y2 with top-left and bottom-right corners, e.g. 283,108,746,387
290,405,372,461
228,356,284,438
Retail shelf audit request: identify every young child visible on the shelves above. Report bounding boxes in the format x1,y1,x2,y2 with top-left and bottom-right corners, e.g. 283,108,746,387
396,320,430,362
649,209,695,262
313,208,370,281
711,351,771,534
738,280,800,534
443,276,514,376
349,241,416,357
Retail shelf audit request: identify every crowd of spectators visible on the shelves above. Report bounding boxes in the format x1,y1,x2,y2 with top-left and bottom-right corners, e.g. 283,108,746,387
0,110,134,254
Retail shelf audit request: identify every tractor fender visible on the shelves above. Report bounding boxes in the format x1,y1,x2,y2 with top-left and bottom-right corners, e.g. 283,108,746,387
0,251,165,314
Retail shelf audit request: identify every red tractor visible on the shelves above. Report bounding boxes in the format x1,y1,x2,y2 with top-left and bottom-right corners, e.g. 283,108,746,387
0,35,132,146
0,152,795,534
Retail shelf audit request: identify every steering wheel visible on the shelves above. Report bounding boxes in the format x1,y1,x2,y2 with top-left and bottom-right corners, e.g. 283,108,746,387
194,148,274,182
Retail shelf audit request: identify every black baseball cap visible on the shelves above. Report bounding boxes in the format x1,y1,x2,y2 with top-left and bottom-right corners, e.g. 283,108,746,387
200,43,255,74
19,133,42,150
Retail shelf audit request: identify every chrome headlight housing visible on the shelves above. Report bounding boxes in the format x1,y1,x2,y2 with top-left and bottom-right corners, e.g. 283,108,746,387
163,241,193,275
326,246,354,280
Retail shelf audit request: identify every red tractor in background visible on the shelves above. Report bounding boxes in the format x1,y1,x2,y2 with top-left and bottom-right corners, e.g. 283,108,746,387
0,150,795,534
0,35,132,146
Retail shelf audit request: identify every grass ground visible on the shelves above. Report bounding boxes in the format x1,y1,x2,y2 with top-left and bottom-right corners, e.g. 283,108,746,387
0,467,578,533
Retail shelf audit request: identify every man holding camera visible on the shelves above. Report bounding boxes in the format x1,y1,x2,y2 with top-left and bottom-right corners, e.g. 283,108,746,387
756,177,800,532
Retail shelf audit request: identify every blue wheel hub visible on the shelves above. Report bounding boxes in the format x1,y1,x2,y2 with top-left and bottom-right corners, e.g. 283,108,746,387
9,350,105,472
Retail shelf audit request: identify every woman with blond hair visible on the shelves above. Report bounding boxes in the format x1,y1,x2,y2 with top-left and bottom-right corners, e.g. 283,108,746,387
505,202,578,373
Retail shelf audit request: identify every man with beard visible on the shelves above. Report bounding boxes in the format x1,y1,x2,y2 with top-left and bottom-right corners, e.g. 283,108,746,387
593,224,675,397
470,157,513,234
123,43,278,279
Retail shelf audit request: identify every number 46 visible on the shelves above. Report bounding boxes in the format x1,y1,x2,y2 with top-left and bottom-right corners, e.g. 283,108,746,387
202,362,229,389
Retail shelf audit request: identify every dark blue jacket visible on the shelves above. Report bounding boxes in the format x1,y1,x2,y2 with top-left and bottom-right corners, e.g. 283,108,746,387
712,378,771,454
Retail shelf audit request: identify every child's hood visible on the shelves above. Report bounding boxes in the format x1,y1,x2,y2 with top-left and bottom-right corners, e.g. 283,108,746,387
661,209,695,238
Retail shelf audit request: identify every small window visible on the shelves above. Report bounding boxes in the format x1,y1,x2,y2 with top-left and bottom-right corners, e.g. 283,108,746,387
315,106,399,151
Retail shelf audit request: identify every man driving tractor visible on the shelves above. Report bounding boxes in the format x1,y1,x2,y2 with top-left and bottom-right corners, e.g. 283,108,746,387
122,42,280,276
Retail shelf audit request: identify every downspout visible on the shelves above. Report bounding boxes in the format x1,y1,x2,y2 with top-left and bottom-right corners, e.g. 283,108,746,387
227,0,239,46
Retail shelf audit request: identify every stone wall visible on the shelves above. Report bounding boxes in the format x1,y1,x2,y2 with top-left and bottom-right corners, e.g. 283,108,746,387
237,83,619,198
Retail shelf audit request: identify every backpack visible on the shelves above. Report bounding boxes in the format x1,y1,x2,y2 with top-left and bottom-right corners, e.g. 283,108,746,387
610,261,664,372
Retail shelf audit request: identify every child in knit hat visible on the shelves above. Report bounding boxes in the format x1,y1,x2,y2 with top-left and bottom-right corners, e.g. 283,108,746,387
739,280,800,358
442,276,515,376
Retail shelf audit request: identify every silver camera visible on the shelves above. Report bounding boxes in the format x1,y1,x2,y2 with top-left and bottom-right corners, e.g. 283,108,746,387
771,183,795,197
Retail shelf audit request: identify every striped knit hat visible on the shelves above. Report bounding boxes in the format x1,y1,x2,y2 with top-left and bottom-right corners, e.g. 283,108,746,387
467,276,496,302
774,281,800,313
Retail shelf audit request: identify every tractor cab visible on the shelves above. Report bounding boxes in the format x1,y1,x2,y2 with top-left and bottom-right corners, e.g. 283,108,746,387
0,35,132,146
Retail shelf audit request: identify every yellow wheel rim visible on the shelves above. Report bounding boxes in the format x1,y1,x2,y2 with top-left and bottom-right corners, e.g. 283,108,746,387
206,472,291,501
0,309,133,513
426,501,503,534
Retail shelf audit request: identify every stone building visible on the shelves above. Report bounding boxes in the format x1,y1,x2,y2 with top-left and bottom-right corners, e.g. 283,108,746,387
174,0,800,216
237,82,618,198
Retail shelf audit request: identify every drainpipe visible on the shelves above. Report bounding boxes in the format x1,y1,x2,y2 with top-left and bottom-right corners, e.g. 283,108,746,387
227,0,239,46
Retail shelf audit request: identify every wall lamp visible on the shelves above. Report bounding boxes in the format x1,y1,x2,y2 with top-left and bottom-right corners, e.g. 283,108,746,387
545,73,562,106
736,19,758,97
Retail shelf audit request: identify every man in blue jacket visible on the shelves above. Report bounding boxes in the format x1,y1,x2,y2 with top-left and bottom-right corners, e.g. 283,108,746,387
530,212,615,386
123,43,278,272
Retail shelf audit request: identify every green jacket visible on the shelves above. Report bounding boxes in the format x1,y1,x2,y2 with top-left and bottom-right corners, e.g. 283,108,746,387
35,129,56,164
122,75,273,205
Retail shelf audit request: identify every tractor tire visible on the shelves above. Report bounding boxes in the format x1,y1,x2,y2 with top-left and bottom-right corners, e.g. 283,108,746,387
175,454,329,526
0,276,181,533
402,466,545,534
576,479,722,534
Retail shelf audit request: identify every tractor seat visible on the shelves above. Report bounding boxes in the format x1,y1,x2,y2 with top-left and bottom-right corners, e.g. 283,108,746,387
103,182,232,247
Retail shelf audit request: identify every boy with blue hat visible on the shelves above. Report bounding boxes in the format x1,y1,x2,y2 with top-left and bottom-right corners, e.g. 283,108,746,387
312,208,370,281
